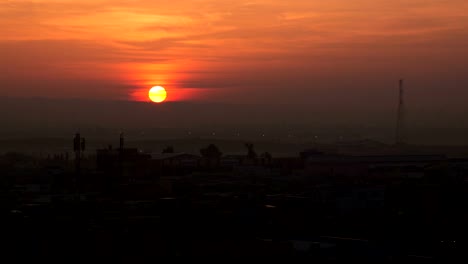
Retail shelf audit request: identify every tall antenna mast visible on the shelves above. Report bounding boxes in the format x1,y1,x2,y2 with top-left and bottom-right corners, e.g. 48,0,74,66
396,79,405,145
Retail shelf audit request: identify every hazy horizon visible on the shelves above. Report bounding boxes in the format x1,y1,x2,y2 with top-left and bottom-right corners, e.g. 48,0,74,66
0,96,467,146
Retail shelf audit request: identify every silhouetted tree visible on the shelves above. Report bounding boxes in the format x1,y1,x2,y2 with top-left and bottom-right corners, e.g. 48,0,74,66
261,152,272,160
200,144,222,158
162,146,175,153
261,152,272,166
245,143,257,159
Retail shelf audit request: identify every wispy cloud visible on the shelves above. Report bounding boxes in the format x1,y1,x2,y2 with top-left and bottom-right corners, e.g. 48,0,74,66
1,0,468,102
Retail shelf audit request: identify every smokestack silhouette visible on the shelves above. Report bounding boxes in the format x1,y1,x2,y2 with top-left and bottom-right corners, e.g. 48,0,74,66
73,133,81,152
119,133,124,150
73,133,84,199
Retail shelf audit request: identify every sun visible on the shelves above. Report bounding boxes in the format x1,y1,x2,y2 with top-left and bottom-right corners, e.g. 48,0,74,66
148,86,167,103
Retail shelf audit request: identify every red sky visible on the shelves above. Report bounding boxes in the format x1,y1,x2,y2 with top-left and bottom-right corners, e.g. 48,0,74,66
1,0,468,106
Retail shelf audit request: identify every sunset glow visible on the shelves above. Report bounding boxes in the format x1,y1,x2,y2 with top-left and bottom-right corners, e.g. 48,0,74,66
3,1,468,255
1,1,468,105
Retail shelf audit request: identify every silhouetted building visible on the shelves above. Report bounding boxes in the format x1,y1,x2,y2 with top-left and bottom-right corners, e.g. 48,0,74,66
305,154,447,180
96,146,151,180
150,153,200,176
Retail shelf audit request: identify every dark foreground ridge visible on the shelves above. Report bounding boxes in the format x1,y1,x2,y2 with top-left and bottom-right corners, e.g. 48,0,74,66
1,135,467,261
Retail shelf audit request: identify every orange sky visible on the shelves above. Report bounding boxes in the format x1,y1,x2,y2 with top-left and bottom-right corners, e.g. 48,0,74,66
1,0,468,103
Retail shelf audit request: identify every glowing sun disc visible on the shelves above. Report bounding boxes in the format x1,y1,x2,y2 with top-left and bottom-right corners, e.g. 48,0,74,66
148,86,167,103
